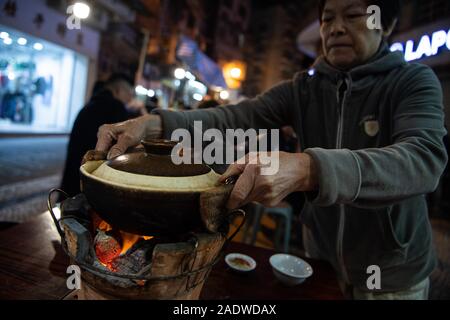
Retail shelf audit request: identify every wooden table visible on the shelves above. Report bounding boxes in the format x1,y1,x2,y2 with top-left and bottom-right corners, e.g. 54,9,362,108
201,241,343,300
0,213,343,300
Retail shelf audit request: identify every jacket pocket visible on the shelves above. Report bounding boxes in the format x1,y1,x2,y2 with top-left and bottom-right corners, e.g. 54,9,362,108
378,207,410,250
375,208,409,266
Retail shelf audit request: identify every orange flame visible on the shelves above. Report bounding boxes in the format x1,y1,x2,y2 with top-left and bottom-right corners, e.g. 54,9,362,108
118,232,154,256
119,232,140,255
93,214,154,263
98,220,112,232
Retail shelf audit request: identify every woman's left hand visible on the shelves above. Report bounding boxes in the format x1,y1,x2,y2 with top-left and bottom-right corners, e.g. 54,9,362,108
219,152,318,209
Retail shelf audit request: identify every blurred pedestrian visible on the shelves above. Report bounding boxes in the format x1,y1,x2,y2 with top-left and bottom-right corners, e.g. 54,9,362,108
126,98,148,118
91,80,105,97
145,96,159,113
60,73,135,197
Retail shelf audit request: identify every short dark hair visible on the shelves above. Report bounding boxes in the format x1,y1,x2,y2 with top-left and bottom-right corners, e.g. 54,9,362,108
106,73,134,88
91,80,105,96
318,0,401,30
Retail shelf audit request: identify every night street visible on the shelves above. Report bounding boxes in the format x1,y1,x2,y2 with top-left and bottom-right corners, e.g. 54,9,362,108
0,0,449,307
0,136,67,222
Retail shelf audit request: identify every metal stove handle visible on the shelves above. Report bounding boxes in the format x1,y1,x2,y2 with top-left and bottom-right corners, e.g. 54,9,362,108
47,188,69,240
223,208,246,249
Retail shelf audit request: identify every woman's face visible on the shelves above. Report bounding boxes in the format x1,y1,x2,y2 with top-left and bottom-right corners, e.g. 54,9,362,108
320,0,383,70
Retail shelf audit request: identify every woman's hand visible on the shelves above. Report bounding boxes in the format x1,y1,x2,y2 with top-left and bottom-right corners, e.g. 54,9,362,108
219,152,318,209
95,114,162,159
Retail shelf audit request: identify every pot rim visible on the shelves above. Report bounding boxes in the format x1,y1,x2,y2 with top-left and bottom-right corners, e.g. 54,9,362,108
80,160,223,194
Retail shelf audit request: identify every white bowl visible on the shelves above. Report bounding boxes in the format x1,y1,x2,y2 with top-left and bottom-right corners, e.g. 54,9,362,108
269,254,313,286
225,253,257,272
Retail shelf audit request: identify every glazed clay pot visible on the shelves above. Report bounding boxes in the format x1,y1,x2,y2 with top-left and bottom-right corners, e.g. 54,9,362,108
80,139,235,236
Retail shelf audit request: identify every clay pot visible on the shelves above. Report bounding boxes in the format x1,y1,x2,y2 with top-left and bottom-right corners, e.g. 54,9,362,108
80,139,235,236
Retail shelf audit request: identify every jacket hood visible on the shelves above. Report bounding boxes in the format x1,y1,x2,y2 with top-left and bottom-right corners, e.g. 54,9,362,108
313,41,407,82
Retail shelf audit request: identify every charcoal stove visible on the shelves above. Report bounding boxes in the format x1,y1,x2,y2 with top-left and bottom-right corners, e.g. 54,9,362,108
47,189,245,300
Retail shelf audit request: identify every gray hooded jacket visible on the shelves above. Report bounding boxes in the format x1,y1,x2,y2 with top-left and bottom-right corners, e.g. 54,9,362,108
155,43,448,292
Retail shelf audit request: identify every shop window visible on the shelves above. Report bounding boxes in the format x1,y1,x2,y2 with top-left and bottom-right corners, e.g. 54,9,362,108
0,25,88,133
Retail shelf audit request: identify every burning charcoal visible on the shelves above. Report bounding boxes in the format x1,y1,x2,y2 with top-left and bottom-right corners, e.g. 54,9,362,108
92,259,111,272
90,212,113,235
130,237,159,257
94,230,121,265
110,238,159,274
110,249,147,274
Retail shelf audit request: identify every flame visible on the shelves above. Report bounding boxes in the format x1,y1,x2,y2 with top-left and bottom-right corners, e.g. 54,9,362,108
98,220,112,232
93,214,154,269
119,231,141,255
119,232,154,256
91,211,112,232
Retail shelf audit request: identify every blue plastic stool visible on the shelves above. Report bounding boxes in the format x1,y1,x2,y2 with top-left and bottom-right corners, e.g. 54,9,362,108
245,202,293,253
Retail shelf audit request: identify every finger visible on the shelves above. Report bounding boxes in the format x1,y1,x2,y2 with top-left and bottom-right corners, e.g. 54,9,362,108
95,124,119,153
81,150,107,165
108,133,135,159
219,162,246,183
226,164,259,209
219,152,258,183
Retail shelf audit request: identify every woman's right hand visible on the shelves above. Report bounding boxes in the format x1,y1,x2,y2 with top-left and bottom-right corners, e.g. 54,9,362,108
95,114,162,159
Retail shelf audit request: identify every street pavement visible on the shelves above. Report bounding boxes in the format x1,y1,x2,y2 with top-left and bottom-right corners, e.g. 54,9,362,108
0,136,68,222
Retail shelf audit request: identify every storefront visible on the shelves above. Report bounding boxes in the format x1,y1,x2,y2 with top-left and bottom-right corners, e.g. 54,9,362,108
0,0,100,134
0,25,89,133
389,18,450,129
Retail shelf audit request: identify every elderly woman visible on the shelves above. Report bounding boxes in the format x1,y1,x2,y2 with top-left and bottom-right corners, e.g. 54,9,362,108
93,0,447,299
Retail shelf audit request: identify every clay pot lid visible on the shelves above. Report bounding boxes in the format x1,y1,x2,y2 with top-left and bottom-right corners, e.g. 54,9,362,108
106,139,211,177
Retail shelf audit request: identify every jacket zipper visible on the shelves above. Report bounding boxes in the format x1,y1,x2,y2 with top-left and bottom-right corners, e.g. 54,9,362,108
336,76,350,284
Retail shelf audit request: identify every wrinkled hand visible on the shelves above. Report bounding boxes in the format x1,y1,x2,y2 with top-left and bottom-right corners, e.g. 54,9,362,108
82,150,107,165
95,114,162,159
219,152,318,209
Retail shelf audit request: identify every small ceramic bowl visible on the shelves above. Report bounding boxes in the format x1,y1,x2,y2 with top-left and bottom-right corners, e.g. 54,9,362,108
225,253,257,272
269,254,313,286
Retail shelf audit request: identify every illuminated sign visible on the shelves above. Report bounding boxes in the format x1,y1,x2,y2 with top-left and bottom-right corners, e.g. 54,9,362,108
390,29,450,61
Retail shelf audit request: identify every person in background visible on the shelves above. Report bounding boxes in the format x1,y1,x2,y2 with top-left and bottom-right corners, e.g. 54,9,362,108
60,73,135,197
91,80,105,97
145,96,159,113
126,98,149,118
